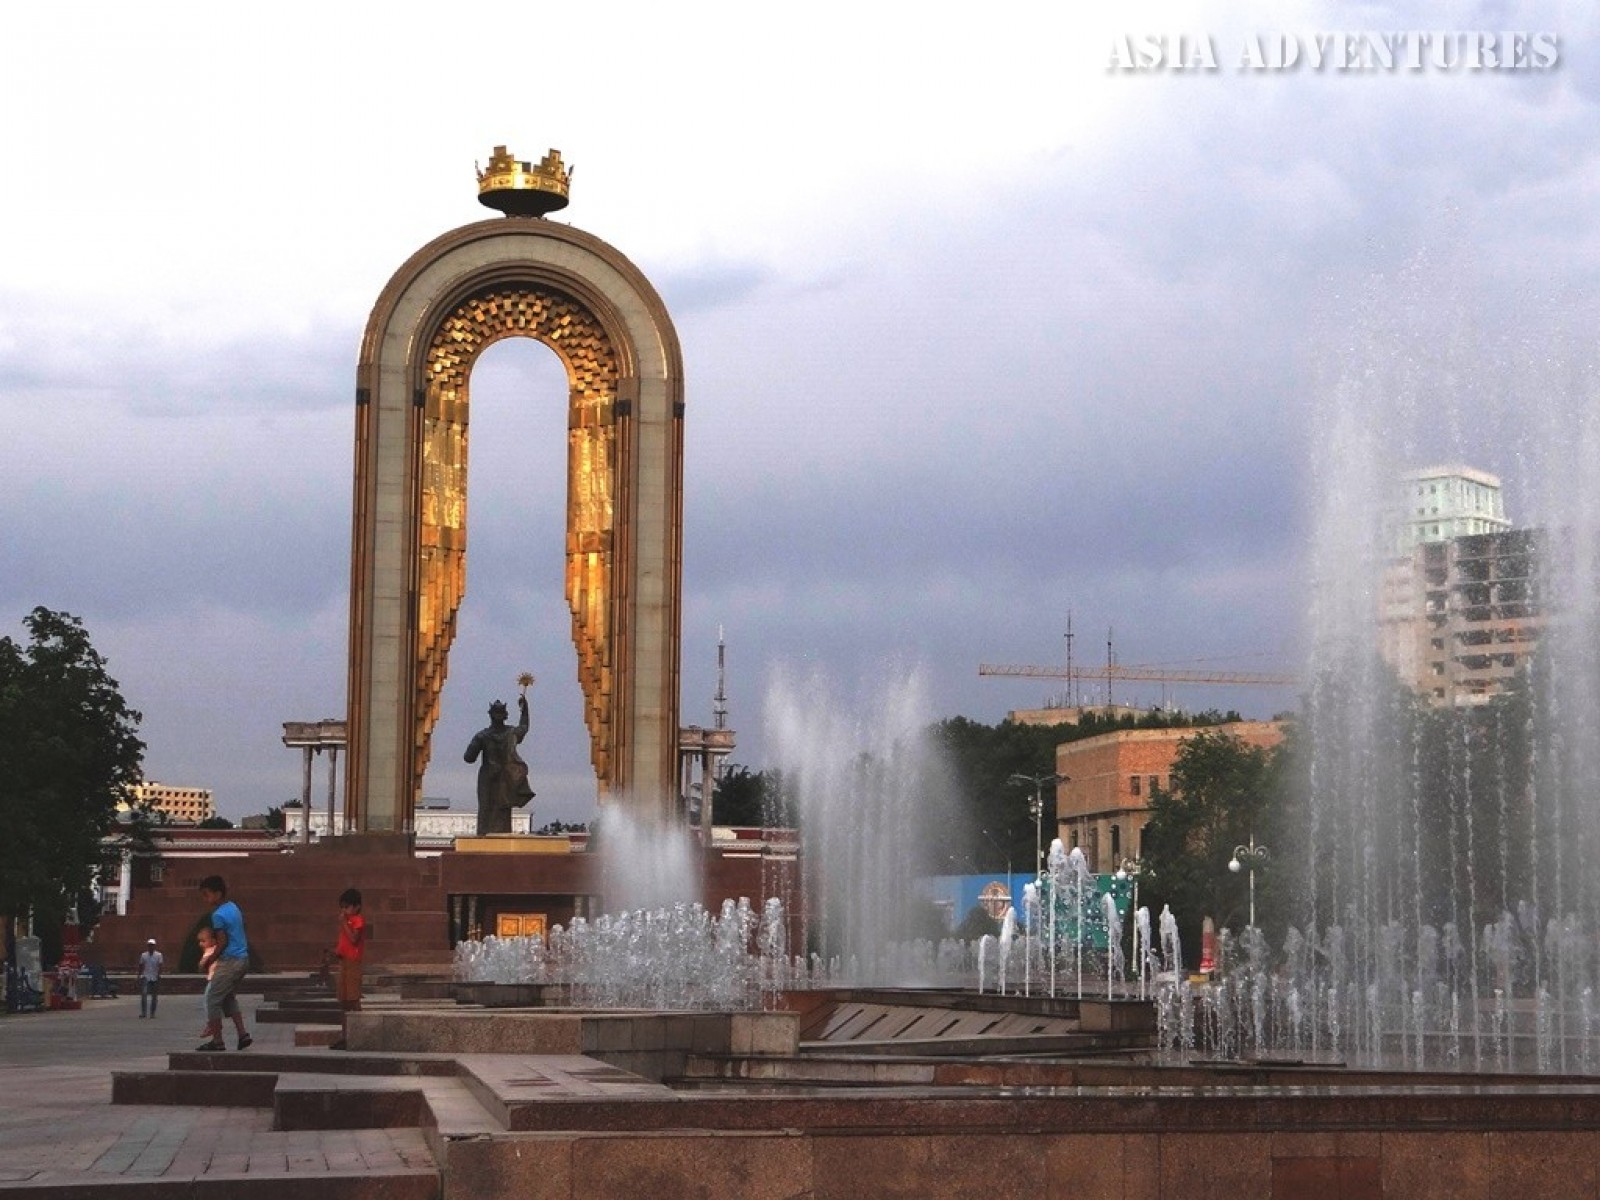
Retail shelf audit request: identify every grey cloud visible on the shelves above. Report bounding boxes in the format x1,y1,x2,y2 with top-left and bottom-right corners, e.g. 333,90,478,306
0,307,356,417
10,11,1598,820
655,262,773,314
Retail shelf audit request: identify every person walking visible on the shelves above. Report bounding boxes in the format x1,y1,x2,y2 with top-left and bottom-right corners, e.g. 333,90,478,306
136,938,163,1018
195,875,253,1052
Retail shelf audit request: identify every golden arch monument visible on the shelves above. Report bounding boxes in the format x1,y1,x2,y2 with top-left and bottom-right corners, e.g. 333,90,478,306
345,148,684,833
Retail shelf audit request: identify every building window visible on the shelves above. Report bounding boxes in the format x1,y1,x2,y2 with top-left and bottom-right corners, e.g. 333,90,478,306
1148,775,1160,795
1110,824,1121,860
149,861,165,884
1129,776,1141,796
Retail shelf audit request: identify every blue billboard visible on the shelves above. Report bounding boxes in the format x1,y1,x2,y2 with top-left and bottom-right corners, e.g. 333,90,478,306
919,872,1133,944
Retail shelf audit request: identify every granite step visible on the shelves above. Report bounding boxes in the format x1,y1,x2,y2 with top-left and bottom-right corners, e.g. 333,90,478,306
0,1163,441,1199
112,1070,278,1108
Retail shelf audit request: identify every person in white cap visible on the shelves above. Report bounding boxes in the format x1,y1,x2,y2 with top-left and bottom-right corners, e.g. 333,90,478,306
137,938,164,1018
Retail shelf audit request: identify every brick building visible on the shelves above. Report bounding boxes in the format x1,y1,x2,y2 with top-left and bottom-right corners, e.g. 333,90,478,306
121,781,216,824
88,828,798,975
1054,721,1286,874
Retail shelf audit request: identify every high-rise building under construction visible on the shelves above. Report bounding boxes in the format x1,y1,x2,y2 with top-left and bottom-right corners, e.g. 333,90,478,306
1379,466,1542,706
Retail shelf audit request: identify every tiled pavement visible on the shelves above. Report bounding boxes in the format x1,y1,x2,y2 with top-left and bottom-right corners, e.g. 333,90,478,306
0,992,436,1193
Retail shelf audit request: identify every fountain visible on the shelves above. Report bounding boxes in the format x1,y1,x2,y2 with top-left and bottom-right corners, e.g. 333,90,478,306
1138,261,1600,1073
453,896,787,1010
451,657,1134,1008
763,664,954,981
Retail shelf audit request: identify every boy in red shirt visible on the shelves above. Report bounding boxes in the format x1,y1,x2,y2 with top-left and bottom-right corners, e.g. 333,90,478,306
331,887,365,1049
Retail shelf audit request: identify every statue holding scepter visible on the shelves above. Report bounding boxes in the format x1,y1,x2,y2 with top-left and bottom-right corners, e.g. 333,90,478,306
464,673,536,835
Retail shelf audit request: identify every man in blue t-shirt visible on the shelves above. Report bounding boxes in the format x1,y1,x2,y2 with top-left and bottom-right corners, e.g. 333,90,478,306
196,875,253,1052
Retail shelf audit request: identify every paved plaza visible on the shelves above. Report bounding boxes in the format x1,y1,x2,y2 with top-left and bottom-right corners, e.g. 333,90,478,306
0,994,434,1194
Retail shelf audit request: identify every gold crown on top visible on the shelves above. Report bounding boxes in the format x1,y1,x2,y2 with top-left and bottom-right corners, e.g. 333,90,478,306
476,145,571,217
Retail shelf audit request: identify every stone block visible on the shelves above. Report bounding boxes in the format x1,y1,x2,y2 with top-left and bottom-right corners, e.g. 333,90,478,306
570,1130,810,1200
1270,1155,1382,1200
1158,1132,1273,1199
1381,1132,1491,1200
662,1015,694,1049
112,1069,277,1108
1044,1132,1129,1199
591,1018,635,1052
689,1014,728,1053
1487,1130,1597,1195
443,1133,575,1200
274,1083,428,1131
813,1132,1042,1199
729,1012,799,1056
1078,999,1156,1032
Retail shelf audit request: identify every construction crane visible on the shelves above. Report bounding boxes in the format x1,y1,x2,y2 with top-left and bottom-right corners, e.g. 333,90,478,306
983,616,1298,709
978,663,1298,687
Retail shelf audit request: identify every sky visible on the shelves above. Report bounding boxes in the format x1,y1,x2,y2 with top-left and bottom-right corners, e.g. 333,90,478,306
4,0,1598,823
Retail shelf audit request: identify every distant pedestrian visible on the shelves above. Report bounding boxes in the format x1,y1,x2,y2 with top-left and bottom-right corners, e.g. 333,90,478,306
330,887,365,1050
136,938,163,1018
195,875,252,1052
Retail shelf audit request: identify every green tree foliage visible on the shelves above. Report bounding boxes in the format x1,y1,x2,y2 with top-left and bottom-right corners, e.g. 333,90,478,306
931,717,1071,873
711,765,795,828
1140,728,1278,959
0,608,145,930
535,820,589,835
953,903,1002,940
197,816,234,830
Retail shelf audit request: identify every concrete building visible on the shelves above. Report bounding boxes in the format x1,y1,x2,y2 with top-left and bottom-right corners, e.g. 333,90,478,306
283,799,537,853
120,781,215,824
1380,527,1544,706
1054,721,1287,875
1380,467,1543,706
1388,465,1510,555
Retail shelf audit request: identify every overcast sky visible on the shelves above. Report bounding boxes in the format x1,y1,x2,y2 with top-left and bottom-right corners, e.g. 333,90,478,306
4,1,1598,822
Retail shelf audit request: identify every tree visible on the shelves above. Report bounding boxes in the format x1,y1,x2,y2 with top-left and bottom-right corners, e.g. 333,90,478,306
535,820,588,835
0,609,144,939
1140,728,1278,961
711,765,795,827
197,816,235,830
953,903,1002,941
931,716,1073,874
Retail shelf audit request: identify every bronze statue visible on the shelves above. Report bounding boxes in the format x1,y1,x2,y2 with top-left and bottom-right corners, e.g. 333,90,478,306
464,689,535,835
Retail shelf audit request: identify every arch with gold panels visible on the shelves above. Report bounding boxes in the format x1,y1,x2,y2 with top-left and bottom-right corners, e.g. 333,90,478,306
345,219,684,833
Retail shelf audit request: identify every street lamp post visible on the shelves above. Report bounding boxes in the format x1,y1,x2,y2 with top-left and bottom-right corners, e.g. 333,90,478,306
1009,772,1066,881
1114,857,1149,997
1228,834,1269,929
